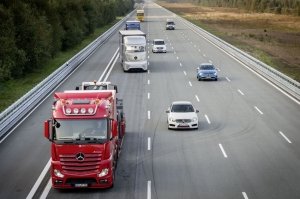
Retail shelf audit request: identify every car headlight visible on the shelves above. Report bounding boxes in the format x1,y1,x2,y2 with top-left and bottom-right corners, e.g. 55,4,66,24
98,168,109,177
200,73,203,76
54,169,64,178
169,117,175,122
192,117,198,122
214,72,217,76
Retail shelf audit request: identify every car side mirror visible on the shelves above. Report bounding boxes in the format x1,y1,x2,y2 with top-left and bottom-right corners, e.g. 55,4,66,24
166,110,170,113
195,110,199,113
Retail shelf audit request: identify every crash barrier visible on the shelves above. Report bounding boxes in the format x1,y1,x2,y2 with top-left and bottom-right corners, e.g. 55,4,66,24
0,7,140,138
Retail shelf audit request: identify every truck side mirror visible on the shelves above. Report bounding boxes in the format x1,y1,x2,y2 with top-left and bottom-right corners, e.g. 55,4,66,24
112,120,118,137
114,85,118,93
44,120,53,140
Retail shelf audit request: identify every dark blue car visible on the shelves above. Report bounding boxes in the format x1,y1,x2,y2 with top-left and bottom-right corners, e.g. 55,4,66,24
197,63,218,81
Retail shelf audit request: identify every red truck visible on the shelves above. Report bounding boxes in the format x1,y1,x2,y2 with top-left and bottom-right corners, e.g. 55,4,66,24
44,85,125,188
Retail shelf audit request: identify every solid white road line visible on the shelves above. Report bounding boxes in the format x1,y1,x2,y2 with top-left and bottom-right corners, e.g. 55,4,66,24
26,159,51,199
205,115,211,124
148,137,151,150
219,144,228,158
255,106,263,114
242,192,249,199
279,131,292,143
39,179,52,199
104,53,119,81
226,77,231,81
195,95,200,102
238,89,244,95
148,111,150,119
147,181,151,199
189,81,192,86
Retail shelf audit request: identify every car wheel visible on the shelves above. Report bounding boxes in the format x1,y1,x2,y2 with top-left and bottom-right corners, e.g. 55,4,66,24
198,77,201,81
215,78,218,81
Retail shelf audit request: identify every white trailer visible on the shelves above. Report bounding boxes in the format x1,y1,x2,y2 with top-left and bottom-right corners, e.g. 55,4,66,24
119,30,147,72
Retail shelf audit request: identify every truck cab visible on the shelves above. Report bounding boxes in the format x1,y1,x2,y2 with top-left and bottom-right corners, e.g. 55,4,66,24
136,10,144,22
124,21,141,30
166,19,175,30
44,85,125,189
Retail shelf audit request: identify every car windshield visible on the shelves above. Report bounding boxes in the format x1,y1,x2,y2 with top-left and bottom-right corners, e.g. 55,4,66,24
171,104,194,112
167,22,174,25
126,26,139,30
200,65,215,70
125,45,145,52
154,41,165,45
54,119,108,140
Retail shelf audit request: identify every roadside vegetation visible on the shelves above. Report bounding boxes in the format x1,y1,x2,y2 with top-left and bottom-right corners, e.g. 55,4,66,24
0,0,134,113
157,1,300,83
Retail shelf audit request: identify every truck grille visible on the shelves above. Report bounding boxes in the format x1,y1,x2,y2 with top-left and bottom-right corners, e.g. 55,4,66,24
175,119,191,123
59,153,102,174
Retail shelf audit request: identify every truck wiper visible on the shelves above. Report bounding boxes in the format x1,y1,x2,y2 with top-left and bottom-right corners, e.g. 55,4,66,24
58,137,74,143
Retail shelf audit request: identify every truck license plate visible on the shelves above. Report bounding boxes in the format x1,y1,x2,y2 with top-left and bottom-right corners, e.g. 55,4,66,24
74,184,88,187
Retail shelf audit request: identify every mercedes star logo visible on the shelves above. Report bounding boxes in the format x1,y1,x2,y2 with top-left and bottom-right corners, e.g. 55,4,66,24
182,120,185,123
76,152,85,161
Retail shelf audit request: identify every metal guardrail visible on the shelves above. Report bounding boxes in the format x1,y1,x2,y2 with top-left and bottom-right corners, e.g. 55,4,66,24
0,8,139,138
159,6,300,101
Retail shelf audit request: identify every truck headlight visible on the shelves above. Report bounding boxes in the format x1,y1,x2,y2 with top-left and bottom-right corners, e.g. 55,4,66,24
98,168,109,177
192,117,198,122
54,169,64,178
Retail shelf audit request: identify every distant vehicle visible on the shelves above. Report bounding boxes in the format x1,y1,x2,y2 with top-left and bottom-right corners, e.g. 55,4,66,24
197,63,218,81
136,10,144,22
166,101,199,129
124,21,140,30
152,39,167,53
166,19,175,30
119,30,147,72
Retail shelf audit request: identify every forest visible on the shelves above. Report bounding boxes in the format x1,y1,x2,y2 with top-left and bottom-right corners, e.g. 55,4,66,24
165,0,300,15
0,0,134,83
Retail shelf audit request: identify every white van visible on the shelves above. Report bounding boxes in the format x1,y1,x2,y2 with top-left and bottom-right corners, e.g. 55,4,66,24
166,19,175,30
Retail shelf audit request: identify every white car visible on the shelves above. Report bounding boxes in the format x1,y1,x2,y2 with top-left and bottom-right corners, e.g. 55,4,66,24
152,39,167,53
166,101,199,129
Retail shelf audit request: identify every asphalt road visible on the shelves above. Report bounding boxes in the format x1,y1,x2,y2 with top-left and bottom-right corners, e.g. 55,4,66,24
1,1,300,199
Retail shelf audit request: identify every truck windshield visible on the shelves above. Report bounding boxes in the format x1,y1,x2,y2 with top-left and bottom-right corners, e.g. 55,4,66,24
125,45,145,52
54,119,108,141
167,22,174,25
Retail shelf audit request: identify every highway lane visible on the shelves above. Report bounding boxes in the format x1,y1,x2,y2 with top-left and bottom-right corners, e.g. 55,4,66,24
141,1,300,199
1,0,300,198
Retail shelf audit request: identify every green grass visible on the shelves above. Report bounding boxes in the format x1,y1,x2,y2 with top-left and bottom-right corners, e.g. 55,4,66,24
0,18,122,113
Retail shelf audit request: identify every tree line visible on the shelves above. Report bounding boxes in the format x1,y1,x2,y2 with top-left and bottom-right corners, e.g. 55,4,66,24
0,0,134,82
166,0,300,15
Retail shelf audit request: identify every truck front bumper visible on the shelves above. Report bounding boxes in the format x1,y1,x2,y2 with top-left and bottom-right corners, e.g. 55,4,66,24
123,61,147,72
